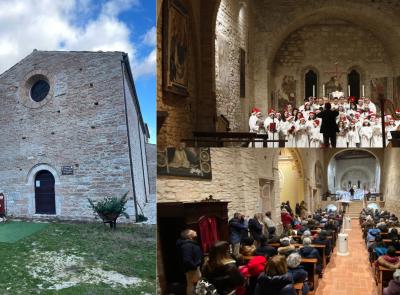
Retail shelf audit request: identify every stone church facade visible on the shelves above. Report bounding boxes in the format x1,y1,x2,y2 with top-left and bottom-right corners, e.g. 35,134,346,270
0,50,151,222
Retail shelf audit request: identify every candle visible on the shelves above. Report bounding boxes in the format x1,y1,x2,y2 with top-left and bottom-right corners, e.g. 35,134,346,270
362,85,365,97
348,85,351,96
313,85,315,97
323,84,325,97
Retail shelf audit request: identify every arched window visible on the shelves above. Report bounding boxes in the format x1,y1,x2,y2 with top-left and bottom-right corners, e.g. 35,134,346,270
305,70,317,98
347,69,360,98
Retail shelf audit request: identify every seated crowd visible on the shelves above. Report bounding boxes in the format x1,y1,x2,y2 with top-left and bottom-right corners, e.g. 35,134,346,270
360,208,400,295
177,201,343,295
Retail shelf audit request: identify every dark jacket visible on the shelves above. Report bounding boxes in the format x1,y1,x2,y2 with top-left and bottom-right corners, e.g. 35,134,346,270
288,267,309,295
229,217,248,244
288,267,308,283
316,109,339,134
203,261,245,295
299,246,323,274
299,246,322,265
248,219,264,242
176,239,202,272
314,237,332,255
255,273,296,295
255,245,278,258
383,279,400,295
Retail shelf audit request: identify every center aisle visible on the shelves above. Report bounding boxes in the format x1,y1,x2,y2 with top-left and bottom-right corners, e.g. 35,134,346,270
315,219,377,295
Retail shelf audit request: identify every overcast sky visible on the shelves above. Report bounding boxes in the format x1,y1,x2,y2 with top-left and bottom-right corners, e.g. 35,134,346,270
0,0,156,143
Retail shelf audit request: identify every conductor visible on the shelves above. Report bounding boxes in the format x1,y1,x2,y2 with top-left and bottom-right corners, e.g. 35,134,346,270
316,102,339,147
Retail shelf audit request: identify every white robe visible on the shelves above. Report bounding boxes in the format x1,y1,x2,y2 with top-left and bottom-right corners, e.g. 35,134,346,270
371,123,383,148
366,102,377,113
282,121,296,147
336,129,348,148
248,115,263,148
295,122,309,148
387,125,397,146
347,128,360,147
264,117,280,148
309,126,322,148
359,126,373,147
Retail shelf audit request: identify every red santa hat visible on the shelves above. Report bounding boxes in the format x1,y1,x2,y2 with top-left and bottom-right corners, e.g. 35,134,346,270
251,107,261,115
300,117,306,122
268,109,275,116
396,108,400,115
348,96,355,103
309,112,315,116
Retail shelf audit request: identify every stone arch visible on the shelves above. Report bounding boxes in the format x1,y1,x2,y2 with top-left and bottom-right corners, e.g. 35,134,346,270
327,149,381,193
301,66,320,102
266,4,400,74
26,163,62,215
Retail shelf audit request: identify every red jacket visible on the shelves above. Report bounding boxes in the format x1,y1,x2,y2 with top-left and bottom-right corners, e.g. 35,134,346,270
281,213,292,227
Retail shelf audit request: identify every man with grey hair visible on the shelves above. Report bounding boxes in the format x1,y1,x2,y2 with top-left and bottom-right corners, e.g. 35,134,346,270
299,237,322,274
287,253,310,295
383,269,400,295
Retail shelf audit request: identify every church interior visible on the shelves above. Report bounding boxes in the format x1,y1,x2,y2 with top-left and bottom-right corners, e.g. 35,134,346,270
157,147,400,294
157,0,400,148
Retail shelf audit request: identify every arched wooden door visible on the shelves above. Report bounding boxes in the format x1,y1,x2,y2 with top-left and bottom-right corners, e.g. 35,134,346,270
35,170,55,214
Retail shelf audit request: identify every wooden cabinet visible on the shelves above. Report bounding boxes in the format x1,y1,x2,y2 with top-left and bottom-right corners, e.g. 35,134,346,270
157,201,229,294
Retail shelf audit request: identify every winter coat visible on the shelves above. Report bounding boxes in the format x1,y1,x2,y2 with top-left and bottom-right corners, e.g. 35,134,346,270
229,217,248,244
383,280,400,295
203,261,245,295
248,218,264,242
176,239,203,272
281,213,293,228
255,273,296,295
255,245,278,258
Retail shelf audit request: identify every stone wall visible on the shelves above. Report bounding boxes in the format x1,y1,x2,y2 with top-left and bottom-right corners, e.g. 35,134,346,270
0,51,150,222
215,0,250,132
157,148,281,221
157,0,220,148
382,149,400,216
273,21,392,106
146,143,157,195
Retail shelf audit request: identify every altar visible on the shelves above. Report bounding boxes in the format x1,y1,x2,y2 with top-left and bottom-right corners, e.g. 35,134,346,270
336,189,365,201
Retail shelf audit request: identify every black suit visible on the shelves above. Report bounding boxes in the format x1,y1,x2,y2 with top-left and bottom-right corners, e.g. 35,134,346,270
316,109,339,147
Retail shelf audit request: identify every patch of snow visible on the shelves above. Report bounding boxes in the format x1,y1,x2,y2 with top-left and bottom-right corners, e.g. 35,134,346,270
26,249,143,290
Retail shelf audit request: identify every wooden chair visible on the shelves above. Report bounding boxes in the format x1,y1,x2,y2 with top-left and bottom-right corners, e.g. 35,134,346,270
301,258,319,292
293,282,303,295
377,266,394,295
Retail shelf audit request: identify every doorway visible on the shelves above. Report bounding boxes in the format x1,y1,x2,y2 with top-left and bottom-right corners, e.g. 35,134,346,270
35,170,55,214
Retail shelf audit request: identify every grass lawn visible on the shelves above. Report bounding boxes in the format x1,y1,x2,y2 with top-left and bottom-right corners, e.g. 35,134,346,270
0,221,156,294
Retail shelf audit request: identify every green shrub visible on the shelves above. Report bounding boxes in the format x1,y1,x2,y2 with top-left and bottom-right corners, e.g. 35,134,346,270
88,192,130,220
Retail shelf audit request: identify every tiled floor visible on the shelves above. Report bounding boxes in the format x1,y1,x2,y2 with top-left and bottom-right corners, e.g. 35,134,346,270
315,220,378,295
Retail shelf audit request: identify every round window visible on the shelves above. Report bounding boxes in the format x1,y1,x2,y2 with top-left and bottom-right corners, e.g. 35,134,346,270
30,79,50,102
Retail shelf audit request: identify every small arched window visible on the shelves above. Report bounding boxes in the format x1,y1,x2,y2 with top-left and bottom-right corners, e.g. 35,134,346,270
347,69,360,98
305,70,317,98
